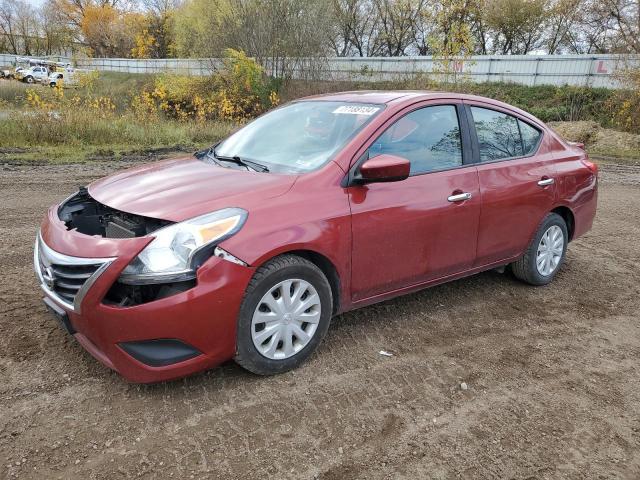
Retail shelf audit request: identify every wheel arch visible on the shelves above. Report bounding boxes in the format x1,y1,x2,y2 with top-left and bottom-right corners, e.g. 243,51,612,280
551,205,575,241
253,248,342,315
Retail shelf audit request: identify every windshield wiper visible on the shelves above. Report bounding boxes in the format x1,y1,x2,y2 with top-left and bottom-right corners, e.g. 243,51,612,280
201,148,223,167
212,148,269,172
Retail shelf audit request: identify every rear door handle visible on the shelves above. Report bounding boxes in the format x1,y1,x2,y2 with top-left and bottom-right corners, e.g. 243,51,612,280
537,178,555,186
447,192,472,202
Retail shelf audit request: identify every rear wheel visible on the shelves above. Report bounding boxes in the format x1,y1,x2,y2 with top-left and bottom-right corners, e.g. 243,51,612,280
24,76,34,84
511,212,568,285
234,254,333,375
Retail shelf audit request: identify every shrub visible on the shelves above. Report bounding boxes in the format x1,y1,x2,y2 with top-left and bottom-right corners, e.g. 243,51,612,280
609,67,640,133
133,49,280,122
5,81,234,154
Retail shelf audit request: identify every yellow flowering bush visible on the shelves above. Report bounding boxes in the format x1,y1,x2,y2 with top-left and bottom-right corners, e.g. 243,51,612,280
86,96,117,118
131,49,280,123
610,67,640,133
25,89,52,110
25,84,116,121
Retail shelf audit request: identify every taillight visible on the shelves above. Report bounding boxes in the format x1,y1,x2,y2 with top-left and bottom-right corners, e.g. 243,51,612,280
581,159,598,176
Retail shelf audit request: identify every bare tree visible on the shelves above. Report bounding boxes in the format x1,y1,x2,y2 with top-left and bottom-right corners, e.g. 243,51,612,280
485,0,547,54
0,0,19,54
588,0,639,53
374,0,425,56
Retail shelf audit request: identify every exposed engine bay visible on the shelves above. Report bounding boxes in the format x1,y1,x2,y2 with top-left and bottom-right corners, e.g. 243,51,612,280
58,187,172,238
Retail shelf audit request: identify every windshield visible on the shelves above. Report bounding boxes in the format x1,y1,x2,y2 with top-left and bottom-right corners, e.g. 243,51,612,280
215,101,383,173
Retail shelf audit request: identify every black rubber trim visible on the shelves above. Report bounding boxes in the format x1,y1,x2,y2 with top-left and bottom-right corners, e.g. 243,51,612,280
43,296,76,335
119,339,202,367
456,103,474,166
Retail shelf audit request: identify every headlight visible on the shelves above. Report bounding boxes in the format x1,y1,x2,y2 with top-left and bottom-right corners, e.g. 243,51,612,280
119,208,247,284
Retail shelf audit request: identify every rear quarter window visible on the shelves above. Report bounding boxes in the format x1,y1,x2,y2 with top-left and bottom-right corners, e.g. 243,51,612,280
519,120,542,155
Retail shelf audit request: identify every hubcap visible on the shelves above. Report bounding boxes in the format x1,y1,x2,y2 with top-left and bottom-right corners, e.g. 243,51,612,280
536,225,564,276
251,279,321,360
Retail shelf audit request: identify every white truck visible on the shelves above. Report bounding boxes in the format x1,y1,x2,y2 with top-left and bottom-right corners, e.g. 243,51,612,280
17,66,49,84
43,69,79,87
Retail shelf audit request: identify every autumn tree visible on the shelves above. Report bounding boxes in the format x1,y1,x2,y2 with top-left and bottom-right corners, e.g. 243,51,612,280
427,0,477,81
2,0,638,58
0,0,37,55
134,0,181,58
484,0,548,54
173,0,332,77
49,0,144,57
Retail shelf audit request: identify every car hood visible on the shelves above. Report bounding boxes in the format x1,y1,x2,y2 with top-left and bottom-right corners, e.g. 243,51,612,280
88,156,297,222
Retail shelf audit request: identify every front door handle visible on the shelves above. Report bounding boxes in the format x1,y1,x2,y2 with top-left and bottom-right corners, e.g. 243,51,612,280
447,192,472,202
537,178,555,186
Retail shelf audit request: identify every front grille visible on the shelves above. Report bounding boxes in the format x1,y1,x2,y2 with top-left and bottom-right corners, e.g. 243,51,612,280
34,234,114,312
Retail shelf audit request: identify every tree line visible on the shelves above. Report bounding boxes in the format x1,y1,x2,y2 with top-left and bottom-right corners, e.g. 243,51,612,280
1,0,638,60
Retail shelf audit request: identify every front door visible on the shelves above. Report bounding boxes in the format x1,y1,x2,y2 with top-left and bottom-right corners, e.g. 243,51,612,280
348,102,481,302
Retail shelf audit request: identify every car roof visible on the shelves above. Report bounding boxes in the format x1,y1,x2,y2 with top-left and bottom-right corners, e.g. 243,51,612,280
297,90,541,125
300,90,514,107
299,90,440,105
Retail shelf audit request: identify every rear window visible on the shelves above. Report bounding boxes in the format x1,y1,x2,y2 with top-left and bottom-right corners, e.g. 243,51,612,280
470,107,542,162
471,107,522,162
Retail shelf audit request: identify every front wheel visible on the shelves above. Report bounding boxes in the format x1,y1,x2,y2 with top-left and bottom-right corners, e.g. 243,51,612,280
24,76,34,84
511,212,568,285
234,254,333,375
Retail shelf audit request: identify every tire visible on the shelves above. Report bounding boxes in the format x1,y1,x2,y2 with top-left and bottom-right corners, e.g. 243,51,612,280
234,254,333,375
511,212,568,286
24,76,34,84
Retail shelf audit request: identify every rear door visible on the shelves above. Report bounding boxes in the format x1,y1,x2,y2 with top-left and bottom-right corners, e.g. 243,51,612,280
348,101,481,301
464,102,557,266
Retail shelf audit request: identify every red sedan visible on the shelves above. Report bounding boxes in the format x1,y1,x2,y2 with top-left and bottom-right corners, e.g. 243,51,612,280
35,91,598,382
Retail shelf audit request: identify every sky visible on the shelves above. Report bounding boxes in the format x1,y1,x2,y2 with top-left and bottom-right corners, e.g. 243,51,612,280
26,0,46,6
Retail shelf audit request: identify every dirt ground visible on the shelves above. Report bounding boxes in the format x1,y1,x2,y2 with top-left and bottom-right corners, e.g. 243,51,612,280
1,160,639,480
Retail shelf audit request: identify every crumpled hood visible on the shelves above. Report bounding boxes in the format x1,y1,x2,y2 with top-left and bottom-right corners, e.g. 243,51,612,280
88,157,297,222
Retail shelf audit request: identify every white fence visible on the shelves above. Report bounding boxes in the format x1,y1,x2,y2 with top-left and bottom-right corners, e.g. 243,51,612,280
314,55,637,88
2,53,637,88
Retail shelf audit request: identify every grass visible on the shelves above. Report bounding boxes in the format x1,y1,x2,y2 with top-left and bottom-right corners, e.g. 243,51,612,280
0,108,235,163
0,72,636,164
0,73,239,163
549,121,640,162
0,72,154,109
0,73,236,163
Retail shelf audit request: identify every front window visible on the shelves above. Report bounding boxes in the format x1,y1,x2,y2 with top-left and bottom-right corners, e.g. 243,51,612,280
215,101,383,173
368,105,463,175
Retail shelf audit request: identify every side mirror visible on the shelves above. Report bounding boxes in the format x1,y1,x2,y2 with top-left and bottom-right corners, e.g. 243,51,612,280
357,154,410,183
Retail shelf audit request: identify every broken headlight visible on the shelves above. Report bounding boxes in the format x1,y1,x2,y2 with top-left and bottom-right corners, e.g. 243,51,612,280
119,208,247,284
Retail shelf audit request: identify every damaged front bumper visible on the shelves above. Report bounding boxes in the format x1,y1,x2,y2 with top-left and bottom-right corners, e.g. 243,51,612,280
35,204,255,383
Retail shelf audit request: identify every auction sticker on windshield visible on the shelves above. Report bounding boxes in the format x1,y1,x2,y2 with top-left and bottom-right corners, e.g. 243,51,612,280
333,105,380,115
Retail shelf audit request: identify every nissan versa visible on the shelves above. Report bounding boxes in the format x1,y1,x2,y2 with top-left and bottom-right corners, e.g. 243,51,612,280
34,91,598,383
